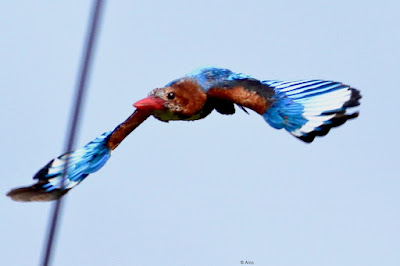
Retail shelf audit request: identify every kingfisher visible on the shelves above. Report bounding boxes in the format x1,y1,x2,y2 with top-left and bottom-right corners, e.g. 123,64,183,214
7,67,361,202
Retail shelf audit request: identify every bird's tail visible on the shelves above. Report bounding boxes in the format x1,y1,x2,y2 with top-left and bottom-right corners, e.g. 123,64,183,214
262,80,361,142
7,131,112,202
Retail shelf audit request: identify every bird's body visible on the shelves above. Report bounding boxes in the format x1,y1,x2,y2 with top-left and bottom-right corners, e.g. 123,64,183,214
7,67,361,202
146,68,275,121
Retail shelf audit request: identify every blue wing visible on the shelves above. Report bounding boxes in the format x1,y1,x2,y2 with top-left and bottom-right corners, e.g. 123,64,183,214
35,131,112,191
188,67,361,142
263,80,361,142
7,131,112,201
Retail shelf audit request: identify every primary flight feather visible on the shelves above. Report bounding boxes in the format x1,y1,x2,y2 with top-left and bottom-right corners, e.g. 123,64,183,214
7,67,361,202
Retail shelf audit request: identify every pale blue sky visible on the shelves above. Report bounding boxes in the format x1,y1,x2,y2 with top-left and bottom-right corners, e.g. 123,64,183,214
1,1,399,266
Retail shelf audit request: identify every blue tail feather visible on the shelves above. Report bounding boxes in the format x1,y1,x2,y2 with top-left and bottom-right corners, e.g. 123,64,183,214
263,80,361,142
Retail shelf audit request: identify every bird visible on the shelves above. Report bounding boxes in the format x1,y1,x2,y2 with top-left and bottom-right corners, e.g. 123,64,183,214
7,67,361,202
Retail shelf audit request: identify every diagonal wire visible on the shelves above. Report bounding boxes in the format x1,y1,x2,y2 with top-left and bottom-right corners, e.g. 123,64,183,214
41,1,105,265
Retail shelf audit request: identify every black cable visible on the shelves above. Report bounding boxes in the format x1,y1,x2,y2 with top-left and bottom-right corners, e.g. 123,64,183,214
41,1,105,265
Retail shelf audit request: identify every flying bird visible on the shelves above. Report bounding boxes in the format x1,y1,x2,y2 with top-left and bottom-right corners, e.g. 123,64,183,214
7,67,361,202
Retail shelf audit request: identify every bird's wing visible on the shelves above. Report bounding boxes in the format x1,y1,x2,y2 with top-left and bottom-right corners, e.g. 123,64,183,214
206,77,361,142
206,77,275,115
7,131,112,202
7,109,152,202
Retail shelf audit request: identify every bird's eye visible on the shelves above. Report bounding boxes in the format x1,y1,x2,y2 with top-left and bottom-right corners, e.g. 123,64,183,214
167,92,175,100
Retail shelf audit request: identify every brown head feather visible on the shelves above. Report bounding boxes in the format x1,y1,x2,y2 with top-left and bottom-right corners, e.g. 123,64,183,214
149,78,208,121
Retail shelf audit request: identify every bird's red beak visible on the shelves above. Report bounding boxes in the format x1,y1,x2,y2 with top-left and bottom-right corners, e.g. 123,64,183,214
133,96,166,111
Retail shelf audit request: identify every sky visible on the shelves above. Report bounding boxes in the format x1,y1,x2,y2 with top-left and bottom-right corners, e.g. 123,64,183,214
1,1,399,266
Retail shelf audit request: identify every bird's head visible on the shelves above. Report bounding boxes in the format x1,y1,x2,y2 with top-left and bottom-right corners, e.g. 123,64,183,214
133,78,208,121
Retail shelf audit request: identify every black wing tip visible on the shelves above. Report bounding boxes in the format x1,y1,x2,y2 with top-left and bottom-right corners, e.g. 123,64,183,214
33,159,54,180
297,85,361,143
296,111,360,143
343,87,362,108
7,184,68,202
